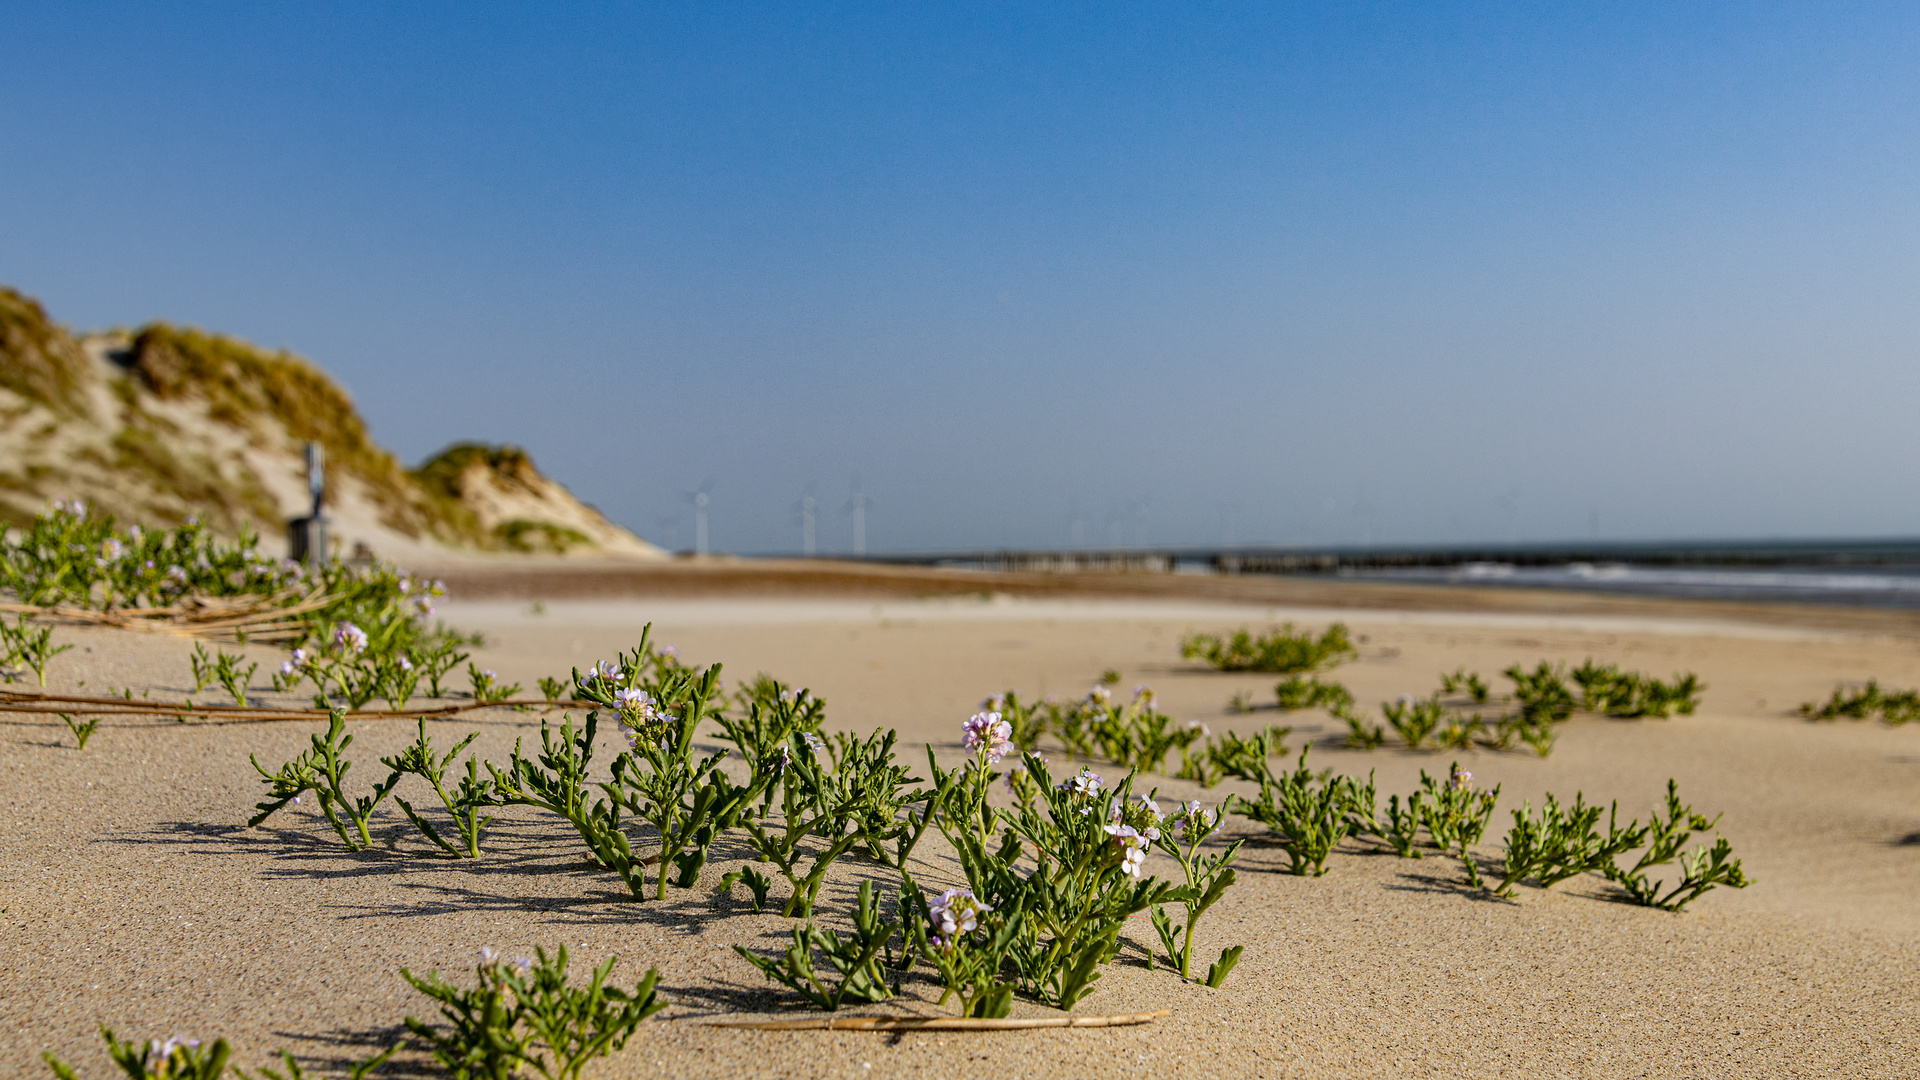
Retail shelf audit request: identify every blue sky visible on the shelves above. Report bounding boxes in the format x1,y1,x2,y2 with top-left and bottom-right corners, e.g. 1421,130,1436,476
6,3,1920,553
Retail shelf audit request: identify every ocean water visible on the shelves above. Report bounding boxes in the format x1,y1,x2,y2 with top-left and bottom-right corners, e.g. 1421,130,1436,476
1349,562,1920,609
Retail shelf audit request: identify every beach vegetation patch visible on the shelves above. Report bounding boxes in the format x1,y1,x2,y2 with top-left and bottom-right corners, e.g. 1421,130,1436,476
1273,674,1354,712
735,879,900,1010
403,946,665,1080
1180,623,1356,673
1800,680,1920,725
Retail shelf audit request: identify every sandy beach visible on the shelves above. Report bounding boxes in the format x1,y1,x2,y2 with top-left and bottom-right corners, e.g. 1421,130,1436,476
5,581,1918,1078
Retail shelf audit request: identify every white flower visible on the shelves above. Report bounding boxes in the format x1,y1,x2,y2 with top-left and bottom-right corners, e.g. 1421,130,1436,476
961,710,1014,763
1062,768,1103,797
479,946,500,967
658,645,678,659
1133,684,1155,704
1087,686,1112,706
101,538,124,562
927,887,991,944
397,656,413,672
1186,718,1211,737
802,731,826,753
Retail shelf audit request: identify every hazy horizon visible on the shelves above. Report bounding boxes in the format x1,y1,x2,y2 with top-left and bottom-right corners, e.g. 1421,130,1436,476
8,4,1920,556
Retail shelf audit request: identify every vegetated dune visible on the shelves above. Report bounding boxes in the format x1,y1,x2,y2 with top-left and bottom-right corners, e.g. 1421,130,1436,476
0,285,663,562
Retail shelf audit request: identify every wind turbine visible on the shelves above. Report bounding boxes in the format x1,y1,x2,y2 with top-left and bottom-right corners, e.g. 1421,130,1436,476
844,478,871,557
792,487,818,557
682,481,713,556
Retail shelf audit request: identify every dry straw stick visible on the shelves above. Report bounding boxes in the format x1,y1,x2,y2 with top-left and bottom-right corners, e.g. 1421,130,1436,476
0,688,591,724
0,588,333,643
707,1010,1171,1032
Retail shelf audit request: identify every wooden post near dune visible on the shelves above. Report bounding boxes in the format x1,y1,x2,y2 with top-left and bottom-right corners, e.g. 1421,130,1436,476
287,441,330,565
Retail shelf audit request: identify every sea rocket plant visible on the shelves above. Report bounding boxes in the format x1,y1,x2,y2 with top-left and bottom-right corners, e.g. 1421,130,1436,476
1149,796,1246,985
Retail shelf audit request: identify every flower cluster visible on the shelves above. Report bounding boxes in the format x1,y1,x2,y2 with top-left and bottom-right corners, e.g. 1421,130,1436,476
280,647,309,677
1171,800,1219,846
926,887,991,946
1110,793,1165,842
961,710,1014,764
396,575,446,617
1086,685,1113,707
583,660,624,689
1104,823,1152,876
612,688,678,749
1061,767,1103,798
334,622,369,654
1449,767,1474,792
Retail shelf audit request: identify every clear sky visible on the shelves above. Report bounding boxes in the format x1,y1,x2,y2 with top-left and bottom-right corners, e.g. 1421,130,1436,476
6,3,1919,554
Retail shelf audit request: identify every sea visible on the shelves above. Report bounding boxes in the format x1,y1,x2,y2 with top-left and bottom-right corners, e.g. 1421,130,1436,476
1348,562,1920,609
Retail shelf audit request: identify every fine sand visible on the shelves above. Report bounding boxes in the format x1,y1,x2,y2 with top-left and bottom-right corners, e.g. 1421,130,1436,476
5,588,1919,1078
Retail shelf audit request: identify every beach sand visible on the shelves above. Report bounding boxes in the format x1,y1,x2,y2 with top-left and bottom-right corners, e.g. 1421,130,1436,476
5,586,1918,1078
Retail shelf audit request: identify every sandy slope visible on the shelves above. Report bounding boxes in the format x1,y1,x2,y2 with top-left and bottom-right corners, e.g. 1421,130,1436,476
4,593,1917,1079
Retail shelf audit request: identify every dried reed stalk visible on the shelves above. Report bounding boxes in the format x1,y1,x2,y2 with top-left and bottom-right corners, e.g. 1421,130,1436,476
0,688,592,724
0,588,331,643
706,1009,1170,1031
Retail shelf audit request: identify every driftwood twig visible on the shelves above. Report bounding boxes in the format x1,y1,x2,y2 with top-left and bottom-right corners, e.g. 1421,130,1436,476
705,1009,1170,1032
0,689,595,724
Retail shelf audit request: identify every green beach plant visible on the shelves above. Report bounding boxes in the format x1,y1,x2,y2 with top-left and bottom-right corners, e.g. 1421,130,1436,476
1493,791,1642,897
1228,745,1370,876
733,880,899,1011
1570,660,1705,717
59,712,100,749
1439,668,1491,704
1181,622,1357,674
937,753,1176,1009
1602,781,1751,911
1383,694,1446,750
468,663,521,704
1149,798,1245,986
1800,681,1920,725
903,877,1022,1018
402,946,666,1080
1,614,72,687
44,1029,232,1080
1416,764,1500,888
1177,724,1291,787
1273,674,1354,712
247,710,401,851
383,719,497,858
